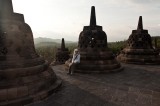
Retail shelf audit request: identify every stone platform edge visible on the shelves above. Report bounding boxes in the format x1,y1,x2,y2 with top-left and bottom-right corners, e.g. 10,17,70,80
0,78,62,106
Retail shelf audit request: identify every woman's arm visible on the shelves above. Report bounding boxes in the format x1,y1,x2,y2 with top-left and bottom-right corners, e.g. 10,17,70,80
71,55,75,63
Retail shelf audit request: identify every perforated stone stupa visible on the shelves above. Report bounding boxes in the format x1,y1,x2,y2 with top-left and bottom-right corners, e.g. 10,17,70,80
117,16,160,64
0,0,61,105
53,38,70,65
71,6,123,73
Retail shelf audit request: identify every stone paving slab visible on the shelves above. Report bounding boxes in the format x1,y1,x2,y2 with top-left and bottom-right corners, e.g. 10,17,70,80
26,64,160,106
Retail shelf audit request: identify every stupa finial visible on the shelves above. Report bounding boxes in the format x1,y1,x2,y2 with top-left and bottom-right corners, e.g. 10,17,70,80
137,16,143,30
61,38,65,50
90,6,96,26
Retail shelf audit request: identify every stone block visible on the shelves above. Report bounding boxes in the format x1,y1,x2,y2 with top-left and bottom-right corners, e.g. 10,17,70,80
17,86,28,98
7,87,17,100
0,89,7,101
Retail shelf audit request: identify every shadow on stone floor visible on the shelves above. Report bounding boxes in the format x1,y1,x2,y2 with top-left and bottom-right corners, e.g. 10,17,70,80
27,64,160,106
26,81,117,106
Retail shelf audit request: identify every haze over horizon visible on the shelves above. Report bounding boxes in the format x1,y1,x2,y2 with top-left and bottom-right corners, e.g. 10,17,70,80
13,0,160,42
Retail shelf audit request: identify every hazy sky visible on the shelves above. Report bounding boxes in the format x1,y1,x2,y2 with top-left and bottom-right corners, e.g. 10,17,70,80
12,0,160,42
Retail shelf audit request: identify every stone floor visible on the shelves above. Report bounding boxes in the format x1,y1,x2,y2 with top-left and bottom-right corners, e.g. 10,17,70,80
26,64,160,106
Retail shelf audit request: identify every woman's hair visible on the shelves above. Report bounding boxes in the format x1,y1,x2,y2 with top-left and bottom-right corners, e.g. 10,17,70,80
73,49,79,54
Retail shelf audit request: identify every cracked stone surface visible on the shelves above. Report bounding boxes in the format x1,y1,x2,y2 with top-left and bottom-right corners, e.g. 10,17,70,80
26,64,160,106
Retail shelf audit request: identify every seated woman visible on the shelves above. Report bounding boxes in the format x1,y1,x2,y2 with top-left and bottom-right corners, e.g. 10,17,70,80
68,49,80,75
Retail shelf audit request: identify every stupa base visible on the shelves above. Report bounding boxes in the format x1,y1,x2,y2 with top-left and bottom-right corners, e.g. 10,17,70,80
65,60,123,73
0,67,62,106
73,67,123,73
117,55,160,65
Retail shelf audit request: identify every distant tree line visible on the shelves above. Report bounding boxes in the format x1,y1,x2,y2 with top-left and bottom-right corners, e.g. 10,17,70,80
35,37,160,63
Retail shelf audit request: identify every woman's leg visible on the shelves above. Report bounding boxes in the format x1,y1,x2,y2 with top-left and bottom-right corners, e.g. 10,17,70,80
71,63,78,74
68,63,73,74
68,63,78,74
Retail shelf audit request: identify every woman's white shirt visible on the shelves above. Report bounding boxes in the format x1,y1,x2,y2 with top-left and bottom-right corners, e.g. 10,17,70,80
72,54,80,63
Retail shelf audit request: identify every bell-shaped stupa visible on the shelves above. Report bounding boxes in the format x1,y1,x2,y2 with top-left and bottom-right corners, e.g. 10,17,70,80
53,38,70,65
71,6,123,73
0,0,61,105
117,16,160,64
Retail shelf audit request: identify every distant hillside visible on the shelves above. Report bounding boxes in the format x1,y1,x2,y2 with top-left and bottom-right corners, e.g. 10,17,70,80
35,42,60,47
34,37,77,47
34,37,74,44
34,36,160,48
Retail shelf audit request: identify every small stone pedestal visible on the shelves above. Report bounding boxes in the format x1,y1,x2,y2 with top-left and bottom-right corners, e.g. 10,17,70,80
52,38,70,65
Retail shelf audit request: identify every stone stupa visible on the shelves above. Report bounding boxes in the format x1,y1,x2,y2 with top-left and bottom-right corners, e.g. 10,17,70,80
52,38,70,65
69,6,123,73
117,16,160,64
0,0,61,105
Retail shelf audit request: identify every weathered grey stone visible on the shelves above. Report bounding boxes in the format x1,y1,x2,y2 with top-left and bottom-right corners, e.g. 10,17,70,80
52,38,70,65
117,16,160,64
0,0,61,105
66,6,123,73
